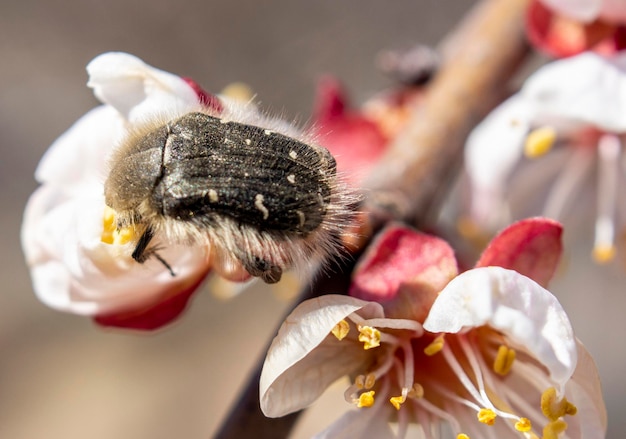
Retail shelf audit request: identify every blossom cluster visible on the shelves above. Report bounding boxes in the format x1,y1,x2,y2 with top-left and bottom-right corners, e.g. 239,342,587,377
20,14,612,434
260,219,606,438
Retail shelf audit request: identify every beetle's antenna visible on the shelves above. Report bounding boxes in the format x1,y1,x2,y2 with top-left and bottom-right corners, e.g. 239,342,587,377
132,226,176,276
153,253,176,277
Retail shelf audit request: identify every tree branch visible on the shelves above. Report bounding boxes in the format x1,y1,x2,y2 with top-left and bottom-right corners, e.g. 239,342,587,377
214,0,531,437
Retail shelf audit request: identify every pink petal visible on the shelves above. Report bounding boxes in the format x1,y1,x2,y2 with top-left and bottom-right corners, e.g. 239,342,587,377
93,271,209,331
526,0,617,57
349,223,458,321
182,77,223,113
476,217,562,287
311,77,388,186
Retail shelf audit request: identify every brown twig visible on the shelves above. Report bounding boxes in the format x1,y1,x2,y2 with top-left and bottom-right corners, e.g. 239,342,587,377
214,0,531,437
364,0,531,229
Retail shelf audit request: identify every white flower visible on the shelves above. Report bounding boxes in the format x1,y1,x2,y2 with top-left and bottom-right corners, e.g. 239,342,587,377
21,52,215,329
464,51,626,263
260,221,606,438
260,269,605,438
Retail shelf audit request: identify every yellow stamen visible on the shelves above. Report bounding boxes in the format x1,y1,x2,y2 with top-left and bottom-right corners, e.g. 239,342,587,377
543,420,568,439
332,319,350,340
364,373,376,389
408,383,424,399
220,82,254,102
524,126,557,158
358,325,381,350
390,395,405,410
515,417,532,432
477,408,497,426
493,345,516,375
457,434,470,439
592,244,616,264
354,375,365,389
456,217,491,249
541,388,578,422
424,334,445,356
356,390,375,408
101,207,136,245
353,373,376,390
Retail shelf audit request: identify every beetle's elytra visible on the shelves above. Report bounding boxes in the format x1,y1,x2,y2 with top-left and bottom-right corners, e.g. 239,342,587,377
104,111,352,283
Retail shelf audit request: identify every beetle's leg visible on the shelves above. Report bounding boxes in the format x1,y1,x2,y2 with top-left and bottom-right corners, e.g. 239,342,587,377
241,255,282,284
132,226,175,276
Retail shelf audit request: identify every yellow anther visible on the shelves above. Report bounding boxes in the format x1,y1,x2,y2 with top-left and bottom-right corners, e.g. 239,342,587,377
389,395,405,410
408,383,424,399
101,206,117,244
424,334,445,356
524,126,557,158
220,82,254,102
541,388,578,422
101,206,136,245
113,227,135,245
515,417,532,432
356,391,375,408
332,319,350,340
543,420,568,439
457,434,470,439
100,206,136,245
493,345,516,376
364,373,376,389
354,375,366,389
456,217,490,249
592,244,616,264
358,325,381,350
477,408,497,426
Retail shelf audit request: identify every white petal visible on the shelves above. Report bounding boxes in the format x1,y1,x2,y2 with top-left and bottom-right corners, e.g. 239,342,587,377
539,0,602,22
22,184,209,315
34,105,123,186
86,52,200,122
260,295,385,417
523,52,626,133
464,95,530,227
423,267,577,389
562,340,607,438
313,406,395,439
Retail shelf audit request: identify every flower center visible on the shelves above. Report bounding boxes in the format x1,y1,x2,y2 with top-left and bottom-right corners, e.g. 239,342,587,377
101,206,138,245
331,319,578,438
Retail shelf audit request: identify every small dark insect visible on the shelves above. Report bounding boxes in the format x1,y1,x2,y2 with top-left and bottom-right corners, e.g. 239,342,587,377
104,108,353,283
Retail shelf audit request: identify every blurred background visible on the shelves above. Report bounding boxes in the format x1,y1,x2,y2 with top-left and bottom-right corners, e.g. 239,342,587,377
0,0,623,438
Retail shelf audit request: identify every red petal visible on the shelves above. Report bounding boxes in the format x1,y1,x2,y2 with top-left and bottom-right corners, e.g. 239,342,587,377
312,76,347,124
311,77,388,186
526,0,617,57
182,77,223,113
94,273,209,331
476,217,562,287
350,223,458,321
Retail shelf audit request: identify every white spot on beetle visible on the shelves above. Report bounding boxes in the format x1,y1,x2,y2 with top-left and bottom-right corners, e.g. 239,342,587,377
255,194,269,220
318,193,326,206
287,174,295,184
264,130,274,135
245,138,252,145
289,150,298,159
208,189,218,203
296,210,306,229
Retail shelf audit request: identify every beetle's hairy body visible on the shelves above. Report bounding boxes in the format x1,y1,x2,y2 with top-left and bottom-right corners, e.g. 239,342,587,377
104,111,351,283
